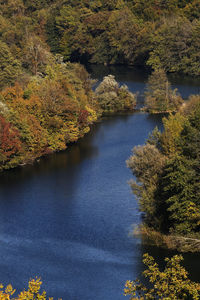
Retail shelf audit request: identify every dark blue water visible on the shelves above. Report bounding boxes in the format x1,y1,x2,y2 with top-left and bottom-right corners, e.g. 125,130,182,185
0,66,200,299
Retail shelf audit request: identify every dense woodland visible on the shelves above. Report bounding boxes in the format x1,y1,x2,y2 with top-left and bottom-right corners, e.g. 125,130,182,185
0,0,139,171
1,0,200,166
2,0,198,170
1,0,200,81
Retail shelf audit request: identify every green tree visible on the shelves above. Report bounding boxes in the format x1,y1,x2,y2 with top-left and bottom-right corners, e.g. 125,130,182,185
159,101,200,235
147,16,200,75
160,155,200,235
0,41,21,90
107,8,146,64
127,143,166,229
144,69,183,113
127,95,200,239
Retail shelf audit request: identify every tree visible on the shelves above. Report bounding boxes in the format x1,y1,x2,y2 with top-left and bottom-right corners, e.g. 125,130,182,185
23,35,51,75
0,115,22,169
144,69,183,113
160,155,200,235
127,95,200,239
95,75,136,113
0,41,21,90
124,253,200,299
107,8,147,64
161,113,186,156
159,101,200,235
0,277,58,299
127,143,166,228
147,16,200,76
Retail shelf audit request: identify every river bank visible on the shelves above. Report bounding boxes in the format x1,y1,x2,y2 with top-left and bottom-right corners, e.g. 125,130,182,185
134,225,200,253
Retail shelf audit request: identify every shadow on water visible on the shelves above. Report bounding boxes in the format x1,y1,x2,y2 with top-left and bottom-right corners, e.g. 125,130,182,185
146,113,166,130
0,123,100,187
86,64,149,83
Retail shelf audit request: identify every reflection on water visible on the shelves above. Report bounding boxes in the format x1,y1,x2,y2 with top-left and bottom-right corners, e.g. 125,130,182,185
0,125,99,186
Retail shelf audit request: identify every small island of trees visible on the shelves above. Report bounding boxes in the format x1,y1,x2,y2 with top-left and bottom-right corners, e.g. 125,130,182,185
144,69,183,113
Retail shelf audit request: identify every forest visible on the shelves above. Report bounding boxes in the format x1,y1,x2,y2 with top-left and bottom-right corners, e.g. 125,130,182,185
1,0,200,82
0,0,139,171
2,0,199,170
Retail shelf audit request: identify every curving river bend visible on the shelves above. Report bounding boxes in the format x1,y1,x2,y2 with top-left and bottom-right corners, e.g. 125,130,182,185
0,66,200,299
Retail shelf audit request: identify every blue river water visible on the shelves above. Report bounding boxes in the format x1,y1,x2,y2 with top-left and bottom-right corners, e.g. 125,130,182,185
0,66,200,299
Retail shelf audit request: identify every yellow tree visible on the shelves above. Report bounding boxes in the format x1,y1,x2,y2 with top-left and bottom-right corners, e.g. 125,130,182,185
124,254,200,300
0,277,61,299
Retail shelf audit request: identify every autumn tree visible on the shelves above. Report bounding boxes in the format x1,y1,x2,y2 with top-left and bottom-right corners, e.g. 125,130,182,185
107,8,148,64
0,115,22,169
124,253,200,299
0,277,59,299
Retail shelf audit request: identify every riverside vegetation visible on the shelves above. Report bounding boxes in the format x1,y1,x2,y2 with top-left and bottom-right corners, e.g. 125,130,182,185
127,96,200,252
125,92,200,299
0,61,184,172
0,68,136,171
144,69,183,113
1,0,200,298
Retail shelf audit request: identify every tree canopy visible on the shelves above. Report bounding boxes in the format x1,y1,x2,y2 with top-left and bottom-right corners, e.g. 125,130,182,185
1,0,200,76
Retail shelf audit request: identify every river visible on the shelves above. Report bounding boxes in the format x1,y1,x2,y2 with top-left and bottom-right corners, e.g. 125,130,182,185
0,66,200,299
